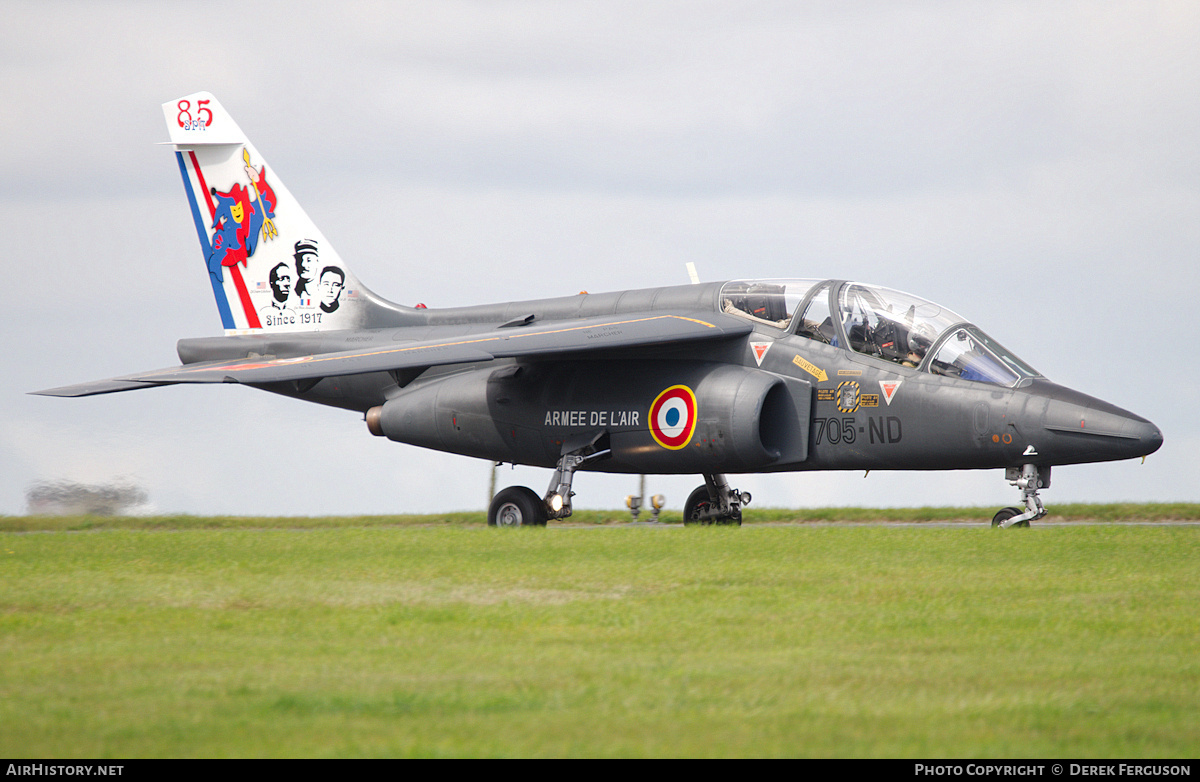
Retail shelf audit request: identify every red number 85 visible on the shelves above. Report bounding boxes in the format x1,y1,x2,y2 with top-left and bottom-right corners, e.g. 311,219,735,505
176,99,213,128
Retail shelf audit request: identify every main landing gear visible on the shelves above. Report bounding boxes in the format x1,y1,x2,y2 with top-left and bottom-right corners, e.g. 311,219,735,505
683,474,751,526
992,464,1050,529
487,436,612,527
487,458,751,528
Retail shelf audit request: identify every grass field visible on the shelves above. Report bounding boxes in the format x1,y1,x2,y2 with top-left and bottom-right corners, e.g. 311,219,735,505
4,502,1200,531
2,513,1198,757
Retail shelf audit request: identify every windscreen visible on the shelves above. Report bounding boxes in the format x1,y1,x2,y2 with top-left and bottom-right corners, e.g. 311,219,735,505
928,327,1040,386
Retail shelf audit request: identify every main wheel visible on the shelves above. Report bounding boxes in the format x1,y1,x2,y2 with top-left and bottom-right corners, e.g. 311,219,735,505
991,506,1030,528
489,486,548,527
683,486,714,526
682,486,742,526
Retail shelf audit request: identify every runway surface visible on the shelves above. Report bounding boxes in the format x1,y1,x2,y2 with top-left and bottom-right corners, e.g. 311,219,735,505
621,520,1200,528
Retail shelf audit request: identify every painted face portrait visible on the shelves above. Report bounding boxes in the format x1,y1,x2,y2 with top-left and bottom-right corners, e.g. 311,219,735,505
318,266,345,313
292,239,320,297
298,254,317,279
269,263,292,302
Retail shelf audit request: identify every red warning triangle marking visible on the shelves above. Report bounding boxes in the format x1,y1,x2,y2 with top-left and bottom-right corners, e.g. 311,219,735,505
879,380,902,405
750,342,771,366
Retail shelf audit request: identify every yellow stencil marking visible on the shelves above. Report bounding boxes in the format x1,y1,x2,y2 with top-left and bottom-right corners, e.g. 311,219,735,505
792,355,828,382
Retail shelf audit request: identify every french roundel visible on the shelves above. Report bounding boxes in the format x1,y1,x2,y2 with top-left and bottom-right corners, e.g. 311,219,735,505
649,385,698,450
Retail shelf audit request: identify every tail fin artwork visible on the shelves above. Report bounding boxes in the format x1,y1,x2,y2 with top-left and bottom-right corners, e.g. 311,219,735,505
164,92,398,334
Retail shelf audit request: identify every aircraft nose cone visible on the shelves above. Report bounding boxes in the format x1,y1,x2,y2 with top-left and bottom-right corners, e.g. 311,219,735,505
1036,381,1163,463
1136,419,1165,457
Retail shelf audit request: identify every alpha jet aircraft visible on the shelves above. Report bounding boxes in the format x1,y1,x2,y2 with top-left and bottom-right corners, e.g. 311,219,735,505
35,92,1163,527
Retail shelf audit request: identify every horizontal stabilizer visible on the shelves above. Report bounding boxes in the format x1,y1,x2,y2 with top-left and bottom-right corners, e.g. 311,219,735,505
117,312,751,386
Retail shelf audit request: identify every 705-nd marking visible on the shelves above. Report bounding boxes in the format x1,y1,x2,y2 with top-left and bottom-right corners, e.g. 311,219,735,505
814,416,903,445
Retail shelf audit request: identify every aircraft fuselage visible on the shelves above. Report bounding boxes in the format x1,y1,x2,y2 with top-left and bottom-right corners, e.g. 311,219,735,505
176,280,1161,477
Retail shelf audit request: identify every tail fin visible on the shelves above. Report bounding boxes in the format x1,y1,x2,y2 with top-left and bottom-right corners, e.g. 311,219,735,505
164,91,401,334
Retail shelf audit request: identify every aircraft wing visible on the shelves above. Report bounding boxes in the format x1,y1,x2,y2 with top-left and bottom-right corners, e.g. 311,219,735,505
33,312,751,394
32,377,180,398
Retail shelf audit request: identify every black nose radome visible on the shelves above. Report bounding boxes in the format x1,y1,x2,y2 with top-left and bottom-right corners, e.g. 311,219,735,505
1026,381,1163,465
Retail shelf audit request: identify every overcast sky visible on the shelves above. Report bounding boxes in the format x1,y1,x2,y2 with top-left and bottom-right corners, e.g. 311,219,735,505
3,1,1197,516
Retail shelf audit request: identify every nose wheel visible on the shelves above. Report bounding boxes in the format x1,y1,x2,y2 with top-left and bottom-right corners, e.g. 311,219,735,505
991,506,1030,528
993,464,1049,529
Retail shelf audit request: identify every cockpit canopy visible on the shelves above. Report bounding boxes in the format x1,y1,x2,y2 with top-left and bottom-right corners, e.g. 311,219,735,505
720,279,1041,388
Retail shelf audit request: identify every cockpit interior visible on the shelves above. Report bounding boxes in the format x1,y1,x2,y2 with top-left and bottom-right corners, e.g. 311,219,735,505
720,279,1041,388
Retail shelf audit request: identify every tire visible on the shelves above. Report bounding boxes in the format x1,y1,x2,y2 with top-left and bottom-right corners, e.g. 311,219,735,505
489,486,548,527
683,486,742,526
992,506,1030,528
683,486,714,526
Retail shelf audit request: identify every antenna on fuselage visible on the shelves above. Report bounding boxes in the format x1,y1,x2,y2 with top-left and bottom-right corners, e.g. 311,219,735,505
686,262,700,284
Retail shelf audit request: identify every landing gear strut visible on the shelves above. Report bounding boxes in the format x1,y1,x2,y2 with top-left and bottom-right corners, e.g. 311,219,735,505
486,435,611,527
683,474,751,526
993,464,1049,529
543,444,611,520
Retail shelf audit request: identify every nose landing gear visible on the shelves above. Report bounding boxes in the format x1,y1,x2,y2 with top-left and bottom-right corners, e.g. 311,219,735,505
993,464,1050,528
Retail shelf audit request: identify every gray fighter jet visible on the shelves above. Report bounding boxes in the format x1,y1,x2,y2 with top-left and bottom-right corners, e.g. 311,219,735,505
34,93,1163,527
